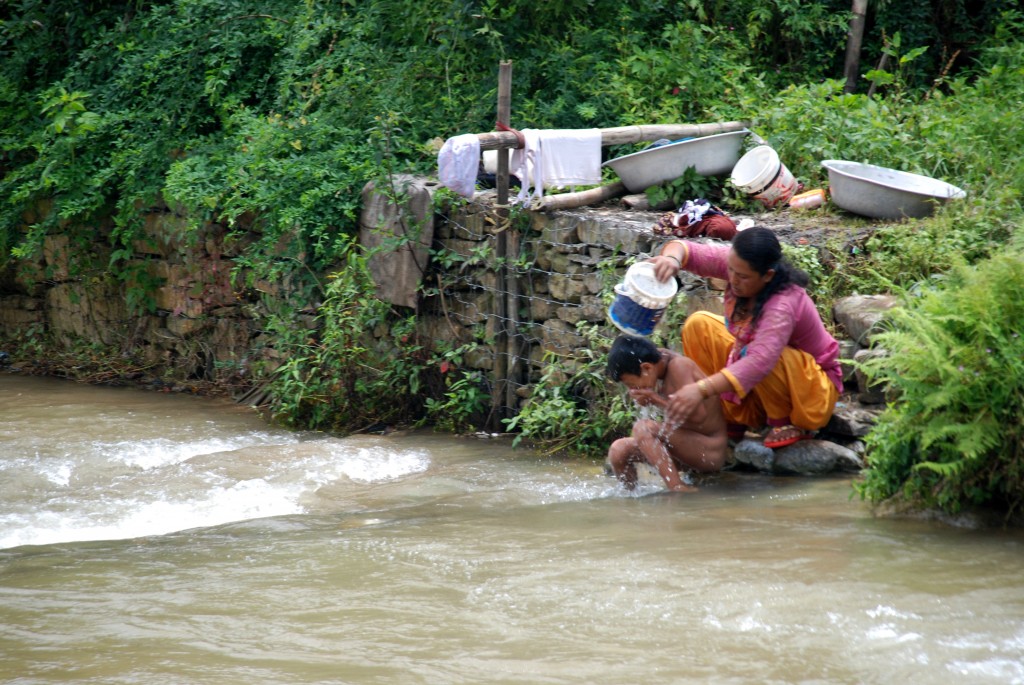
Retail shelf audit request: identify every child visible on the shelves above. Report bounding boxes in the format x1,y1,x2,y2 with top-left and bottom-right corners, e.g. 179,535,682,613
605,335,728,492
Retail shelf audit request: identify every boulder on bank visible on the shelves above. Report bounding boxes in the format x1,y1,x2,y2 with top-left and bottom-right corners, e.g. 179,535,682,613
733,438,864,476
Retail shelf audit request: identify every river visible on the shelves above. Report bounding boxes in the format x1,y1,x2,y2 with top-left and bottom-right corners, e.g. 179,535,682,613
1,373,1022,684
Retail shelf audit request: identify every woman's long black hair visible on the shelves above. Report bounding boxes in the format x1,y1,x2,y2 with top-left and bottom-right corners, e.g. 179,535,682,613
731,227,809,326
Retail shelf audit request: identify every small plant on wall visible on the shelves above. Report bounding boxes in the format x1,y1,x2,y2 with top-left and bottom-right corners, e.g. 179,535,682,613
503,323,633,458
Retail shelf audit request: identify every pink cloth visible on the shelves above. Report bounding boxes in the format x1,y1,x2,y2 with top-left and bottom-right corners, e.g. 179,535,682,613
681,241,843,397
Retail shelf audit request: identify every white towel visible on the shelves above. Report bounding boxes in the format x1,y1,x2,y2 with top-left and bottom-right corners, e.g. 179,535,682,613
511,128,602,206
540,128,602,189
437,133,481,199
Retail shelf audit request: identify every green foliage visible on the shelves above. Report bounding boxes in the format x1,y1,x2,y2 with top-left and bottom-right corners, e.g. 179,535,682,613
423,345,491,434
263,243,409,430
781,242,835,316
504,324,633,458
645,166,719,209
854,252,1024,520
262,238,490,433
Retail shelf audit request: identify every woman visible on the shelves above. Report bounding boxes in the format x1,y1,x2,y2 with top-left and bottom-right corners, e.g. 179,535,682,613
652,227,842,448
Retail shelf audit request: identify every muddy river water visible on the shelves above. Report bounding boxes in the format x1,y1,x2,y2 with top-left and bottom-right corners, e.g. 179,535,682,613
2,374,1022,684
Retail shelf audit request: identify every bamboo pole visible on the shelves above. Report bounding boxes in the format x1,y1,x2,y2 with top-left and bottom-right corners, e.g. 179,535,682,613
489,61,513,430
532,181,628,212
475,120,749,151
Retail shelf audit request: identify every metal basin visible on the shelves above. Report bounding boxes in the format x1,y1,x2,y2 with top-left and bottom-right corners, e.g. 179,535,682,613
821,159,966,220
603,130,750,192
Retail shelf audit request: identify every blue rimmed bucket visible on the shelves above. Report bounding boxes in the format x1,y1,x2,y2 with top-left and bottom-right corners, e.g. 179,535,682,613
607,262,678,337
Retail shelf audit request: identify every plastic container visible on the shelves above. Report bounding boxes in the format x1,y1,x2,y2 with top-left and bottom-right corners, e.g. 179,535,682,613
730,145,799,208
789,188,825,210
607,262,678,337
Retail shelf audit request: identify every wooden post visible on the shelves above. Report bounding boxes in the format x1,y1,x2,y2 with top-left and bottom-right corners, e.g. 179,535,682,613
843,0,870,94
490,61,513,430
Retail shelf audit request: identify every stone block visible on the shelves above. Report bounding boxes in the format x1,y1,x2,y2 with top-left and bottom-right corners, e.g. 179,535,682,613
773,439,864,474
438,237,489,261
548,274,589,303
733,438,863,474
581,272,605,295
445,290,491,326
166,315,207,338
531,242,555,271
853,347,890,404
538,318,583,356
683,289,725,317
833,294,898,345
45,281,128,346
209,317,253,363
576,219,649,254
534,214,579,244
135,212,192,257
838,338,860,383
439,209,488,240
527,292,560,322
0,299,45,328
548,251,597,275
153,286,204,318
825,401,883,438
556,295,607,325
463,346,494,371
12,257,45,297
42,235,70,281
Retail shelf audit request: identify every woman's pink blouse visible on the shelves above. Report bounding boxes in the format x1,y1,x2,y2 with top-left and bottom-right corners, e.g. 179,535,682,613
681,241,843,397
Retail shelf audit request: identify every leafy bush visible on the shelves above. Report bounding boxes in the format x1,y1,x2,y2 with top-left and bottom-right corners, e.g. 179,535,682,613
854,251,1024,520
264,243,421,430
504,324,634,458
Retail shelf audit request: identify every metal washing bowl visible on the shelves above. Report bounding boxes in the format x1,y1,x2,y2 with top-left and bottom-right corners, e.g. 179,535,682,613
821,159,966,220
603,130,750,192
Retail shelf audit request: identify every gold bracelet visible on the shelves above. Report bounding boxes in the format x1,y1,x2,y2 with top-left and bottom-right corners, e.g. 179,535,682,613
697,379,711,398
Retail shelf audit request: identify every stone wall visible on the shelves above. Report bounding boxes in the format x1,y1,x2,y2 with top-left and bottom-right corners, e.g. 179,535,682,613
0,203,260,382
0,181,894,427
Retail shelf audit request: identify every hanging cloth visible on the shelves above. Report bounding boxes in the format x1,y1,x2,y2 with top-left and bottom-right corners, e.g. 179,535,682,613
437,133,481,199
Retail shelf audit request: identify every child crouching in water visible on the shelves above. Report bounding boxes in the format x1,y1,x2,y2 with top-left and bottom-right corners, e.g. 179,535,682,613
606,335,728,492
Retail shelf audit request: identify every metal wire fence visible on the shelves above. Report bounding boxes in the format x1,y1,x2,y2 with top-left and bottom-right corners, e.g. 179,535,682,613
419,192,722,426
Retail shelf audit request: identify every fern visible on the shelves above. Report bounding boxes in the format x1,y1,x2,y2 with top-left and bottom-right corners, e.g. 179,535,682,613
855,252,1024,518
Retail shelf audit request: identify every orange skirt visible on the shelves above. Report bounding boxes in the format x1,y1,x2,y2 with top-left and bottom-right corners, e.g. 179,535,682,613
681,311,839,430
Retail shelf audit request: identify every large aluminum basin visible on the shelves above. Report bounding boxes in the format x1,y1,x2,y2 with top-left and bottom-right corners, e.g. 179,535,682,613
821,159,966,220
603,130,750,192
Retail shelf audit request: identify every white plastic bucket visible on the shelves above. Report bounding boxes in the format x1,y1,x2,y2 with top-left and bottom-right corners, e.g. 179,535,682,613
730,145,798,208
607,262,678,337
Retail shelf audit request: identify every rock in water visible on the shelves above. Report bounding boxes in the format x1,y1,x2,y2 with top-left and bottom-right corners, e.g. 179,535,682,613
773,439,864,475
733,438,864,475
733,439,775,472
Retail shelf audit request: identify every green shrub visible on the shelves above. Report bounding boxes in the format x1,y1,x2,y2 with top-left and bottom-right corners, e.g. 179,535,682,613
504,324,634,458
854,251,1024,520
264,243,420,430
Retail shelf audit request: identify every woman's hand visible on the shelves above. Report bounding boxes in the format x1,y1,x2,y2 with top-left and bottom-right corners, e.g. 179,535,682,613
649,254,680,283
666,382,703,424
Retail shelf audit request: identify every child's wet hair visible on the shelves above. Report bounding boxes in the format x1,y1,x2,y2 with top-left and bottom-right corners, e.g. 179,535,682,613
606,335,661,380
